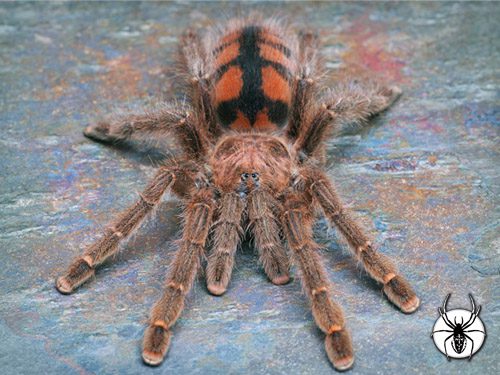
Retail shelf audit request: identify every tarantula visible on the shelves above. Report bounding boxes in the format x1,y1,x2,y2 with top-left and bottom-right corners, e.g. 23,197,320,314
56,16,420,371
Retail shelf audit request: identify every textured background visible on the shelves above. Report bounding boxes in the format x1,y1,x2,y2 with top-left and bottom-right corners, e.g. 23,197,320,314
0,2,498,374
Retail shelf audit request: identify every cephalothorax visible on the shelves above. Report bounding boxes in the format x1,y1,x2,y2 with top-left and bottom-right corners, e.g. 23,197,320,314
56,16,419,371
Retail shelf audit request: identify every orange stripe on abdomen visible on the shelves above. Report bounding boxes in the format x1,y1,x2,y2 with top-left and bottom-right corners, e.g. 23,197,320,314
230,110,252,131
254,109,279,131
261,66,292,104
260,32,286,48
215,42,240,68
258,43,293,72
214,66,243,103
221,30,241,45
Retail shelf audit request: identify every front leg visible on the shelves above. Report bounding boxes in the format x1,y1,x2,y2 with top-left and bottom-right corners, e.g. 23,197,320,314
281,190,354,371
142,187,215,365
305,169,420,313
248,189,290,285
205,191,245,295
55,167,175,294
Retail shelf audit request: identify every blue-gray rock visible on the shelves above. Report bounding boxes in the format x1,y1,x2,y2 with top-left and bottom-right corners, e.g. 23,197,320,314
0,2,498,375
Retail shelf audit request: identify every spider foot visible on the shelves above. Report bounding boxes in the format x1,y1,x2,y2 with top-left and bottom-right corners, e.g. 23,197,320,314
379,85,403,106
83,121,115,143
325,329,354,371
270,273,290,285
55,258,95,294
207,282,227,296
383,275,420,314
142,325,172,366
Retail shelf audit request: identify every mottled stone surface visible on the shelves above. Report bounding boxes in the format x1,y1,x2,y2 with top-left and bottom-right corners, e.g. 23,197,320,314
0,2,498,375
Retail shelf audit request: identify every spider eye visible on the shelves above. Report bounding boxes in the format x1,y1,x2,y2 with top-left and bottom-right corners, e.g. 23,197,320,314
251,173,259,180
241,173,249,181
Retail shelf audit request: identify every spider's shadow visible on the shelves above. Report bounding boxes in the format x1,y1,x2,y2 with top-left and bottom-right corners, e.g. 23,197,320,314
89,136,178,167
325,114,387,166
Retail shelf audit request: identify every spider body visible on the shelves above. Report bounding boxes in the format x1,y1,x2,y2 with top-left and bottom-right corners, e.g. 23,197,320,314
56,16,419,371
452,326,466,353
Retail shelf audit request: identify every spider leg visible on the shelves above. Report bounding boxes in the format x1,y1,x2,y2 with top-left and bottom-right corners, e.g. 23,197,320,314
180,28,221,139
142,186,215,366
463,329,486,334
55,167,176,294
464,334,474,360
294,80,402,159
303,168,419,313
205,192,245,295
281,190,353,371
431,329,453,337
287,29,321,140
443,334,454,360
465,294,480,322
83,103,208,159
462,313,475,330
248,189,290,285
438,309,456,330
463,306,481,330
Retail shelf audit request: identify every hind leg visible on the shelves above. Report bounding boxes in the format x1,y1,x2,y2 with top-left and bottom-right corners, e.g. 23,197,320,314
83,103,191,144
287,30,322,140
294,80,403,159
180,29,220,138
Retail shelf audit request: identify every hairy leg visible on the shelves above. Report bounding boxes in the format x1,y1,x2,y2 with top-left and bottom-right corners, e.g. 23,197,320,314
55,167,175,294
464,334,474,360
205,192,245,295
180,29,221,138
83,104,187,143
287,30,321,140
294,80,402,158
444,334,454,360
248,189,290,285
304,168,419,313
281,190,353,371
84,103,208,158
142,186,215,366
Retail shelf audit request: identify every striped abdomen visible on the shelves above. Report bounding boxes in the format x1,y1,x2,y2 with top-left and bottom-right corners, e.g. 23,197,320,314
212,26,296,132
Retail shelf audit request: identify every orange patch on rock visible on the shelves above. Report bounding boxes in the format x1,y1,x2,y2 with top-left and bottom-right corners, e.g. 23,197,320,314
340,15,409,83
216,42,240,68
215,66,243,103
261,66,291,103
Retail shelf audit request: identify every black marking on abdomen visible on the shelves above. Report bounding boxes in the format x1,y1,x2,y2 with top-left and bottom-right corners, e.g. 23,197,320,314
215,26,292,129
